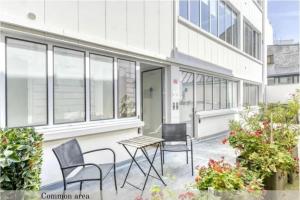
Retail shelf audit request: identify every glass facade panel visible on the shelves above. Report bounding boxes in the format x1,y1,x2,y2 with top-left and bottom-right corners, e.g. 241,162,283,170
220,79,227,109
118,59,136,118
205,76,213,110
225,5,232,44
180,0,189,19
196,74,205,111
190,0,200,26
6,38,47,127
232,81,238,108
232,11,238,47
210,0,218,36
201,0,210,32
213,77,220,109
54,47,85,124
218,1,226,40
90,54,114,120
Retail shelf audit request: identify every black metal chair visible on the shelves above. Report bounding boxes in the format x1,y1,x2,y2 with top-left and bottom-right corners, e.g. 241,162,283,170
160,123,194,176
52,139,117,192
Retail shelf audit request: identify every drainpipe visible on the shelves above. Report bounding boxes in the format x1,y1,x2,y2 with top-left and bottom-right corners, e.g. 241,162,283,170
262,0,268,104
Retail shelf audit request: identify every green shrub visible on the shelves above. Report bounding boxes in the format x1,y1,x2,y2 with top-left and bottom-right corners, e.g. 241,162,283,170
0,128,43,190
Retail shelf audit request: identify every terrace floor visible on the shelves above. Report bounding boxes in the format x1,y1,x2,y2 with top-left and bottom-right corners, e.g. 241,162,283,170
42,133,236,200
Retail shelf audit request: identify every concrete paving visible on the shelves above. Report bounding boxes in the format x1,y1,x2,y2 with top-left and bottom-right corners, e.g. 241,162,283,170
42,133,236,200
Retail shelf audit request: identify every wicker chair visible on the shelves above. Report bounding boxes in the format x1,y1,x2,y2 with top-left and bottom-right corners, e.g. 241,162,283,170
52,139,117,191
160,123,194,175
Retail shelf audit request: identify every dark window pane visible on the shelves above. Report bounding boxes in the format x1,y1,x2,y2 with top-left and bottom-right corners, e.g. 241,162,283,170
221,79,227,109
196,74,205,111
232,11,238,47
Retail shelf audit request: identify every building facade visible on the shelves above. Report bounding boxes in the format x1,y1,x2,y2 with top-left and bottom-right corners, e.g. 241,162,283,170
0,0,266,186
267,43,300,103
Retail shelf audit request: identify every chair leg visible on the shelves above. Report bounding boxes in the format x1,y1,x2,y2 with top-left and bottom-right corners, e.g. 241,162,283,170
100,179,102,191
162,151,165,164
191,149,194,176
113,164,118,192
186,151,189,164
63,181,67,190
160,146,163,176
80,181,83,191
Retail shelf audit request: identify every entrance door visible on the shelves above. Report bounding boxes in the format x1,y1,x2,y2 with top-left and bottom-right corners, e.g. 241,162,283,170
179,71,194,137
142,68,163,138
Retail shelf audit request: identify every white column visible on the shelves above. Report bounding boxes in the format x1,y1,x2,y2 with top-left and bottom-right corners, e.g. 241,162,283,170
169,65,180,123
0,33,6,128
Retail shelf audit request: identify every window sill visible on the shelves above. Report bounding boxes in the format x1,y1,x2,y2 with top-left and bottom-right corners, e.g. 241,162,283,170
177,17,263,65
196,109,239,119
36,118,144,141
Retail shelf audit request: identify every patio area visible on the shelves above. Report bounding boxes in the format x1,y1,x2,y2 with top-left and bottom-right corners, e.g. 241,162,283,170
42,133,236,200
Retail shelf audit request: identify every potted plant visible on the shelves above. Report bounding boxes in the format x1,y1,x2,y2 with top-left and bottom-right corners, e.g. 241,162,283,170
227,110,298,190
194,158,263,200
0,128,43,190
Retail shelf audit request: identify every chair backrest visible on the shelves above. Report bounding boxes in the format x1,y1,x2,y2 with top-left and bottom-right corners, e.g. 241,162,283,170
162,123,187,142
52,139,84,177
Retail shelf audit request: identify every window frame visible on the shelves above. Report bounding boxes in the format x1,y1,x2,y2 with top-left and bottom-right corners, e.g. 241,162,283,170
5,36,49,128
243,19,262,60
52,45,87,125
89,53,115,121
117,58,137,119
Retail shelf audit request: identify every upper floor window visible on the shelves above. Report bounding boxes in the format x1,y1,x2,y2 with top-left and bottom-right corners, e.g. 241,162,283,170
267,55,274,64
243,20,261,60
268,75,299,85
179,0,240,48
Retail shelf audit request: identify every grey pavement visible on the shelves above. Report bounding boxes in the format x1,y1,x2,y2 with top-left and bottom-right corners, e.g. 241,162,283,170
42,133,236,200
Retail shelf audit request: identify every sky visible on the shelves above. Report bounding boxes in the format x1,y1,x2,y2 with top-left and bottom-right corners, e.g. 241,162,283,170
268,0,300,43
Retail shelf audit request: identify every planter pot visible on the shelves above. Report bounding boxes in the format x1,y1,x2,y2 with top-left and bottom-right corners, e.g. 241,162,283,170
264,171,288,190
288,146,298,184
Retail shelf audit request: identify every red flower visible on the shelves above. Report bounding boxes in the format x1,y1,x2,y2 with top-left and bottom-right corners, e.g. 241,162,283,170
222,138,228,144
294,157,299,161
230,131,236,136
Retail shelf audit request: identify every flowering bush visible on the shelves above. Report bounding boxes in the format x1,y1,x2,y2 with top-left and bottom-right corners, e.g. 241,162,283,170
195,159,263,192
226,105,299,179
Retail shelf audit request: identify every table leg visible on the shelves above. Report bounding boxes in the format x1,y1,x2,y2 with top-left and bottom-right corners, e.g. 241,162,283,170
141,144,167,191
122,145,146,176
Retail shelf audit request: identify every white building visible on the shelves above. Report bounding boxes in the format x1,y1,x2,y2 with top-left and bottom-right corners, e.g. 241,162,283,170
0,0,267,186
267,43,300,103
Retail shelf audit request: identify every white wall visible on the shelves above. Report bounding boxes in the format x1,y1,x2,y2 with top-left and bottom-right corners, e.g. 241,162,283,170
0,0,174,58
42,128,139,186
266,84,300,103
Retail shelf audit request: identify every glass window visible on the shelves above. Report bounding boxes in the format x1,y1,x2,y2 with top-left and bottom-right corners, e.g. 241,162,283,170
218,1,226,40
294,75,299,83
232,81,238,108
267,55,274,64
118,59,136,118
205,76,213,110
6,38,47,127
268,77,275,85
213,77,220,110
196,74,205,111
220,79,227,109
232,11,238,47
243,83,249,106
180,0,189,19
253,31,257,57
225,5,232,44
227,81,233,108
201,0,210,32
190,0,200,26
90,54,114,120
243,83,259,106
53,47,85,124
210,0,218,36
